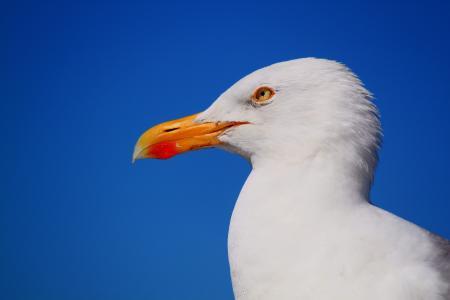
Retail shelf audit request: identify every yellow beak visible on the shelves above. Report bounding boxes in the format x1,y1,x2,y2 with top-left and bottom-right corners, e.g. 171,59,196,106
133,113,248,161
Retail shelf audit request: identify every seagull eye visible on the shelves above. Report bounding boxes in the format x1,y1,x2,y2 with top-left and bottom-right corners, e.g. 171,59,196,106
252,86,275,104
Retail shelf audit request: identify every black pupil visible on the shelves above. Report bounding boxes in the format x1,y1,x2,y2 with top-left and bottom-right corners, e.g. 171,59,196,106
260,90,266,97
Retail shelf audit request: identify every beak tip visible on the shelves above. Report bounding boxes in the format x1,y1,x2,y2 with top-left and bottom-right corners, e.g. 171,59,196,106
132,145,142,164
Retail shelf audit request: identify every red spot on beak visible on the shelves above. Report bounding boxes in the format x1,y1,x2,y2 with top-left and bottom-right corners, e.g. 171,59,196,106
148,141,179,159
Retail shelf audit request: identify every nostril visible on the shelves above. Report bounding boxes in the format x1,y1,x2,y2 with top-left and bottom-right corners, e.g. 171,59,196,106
164,127,179,133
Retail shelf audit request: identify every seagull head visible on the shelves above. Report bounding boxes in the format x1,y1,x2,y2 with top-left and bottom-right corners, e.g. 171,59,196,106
133,58,381,174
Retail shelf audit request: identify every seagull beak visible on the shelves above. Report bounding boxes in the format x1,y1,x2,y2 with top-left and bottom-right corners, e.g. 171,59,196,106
132,113,248,161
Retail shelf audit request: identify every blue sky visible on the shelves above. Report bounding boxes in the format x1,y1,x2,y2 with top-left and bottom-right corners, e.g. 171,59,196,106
2,0,450,299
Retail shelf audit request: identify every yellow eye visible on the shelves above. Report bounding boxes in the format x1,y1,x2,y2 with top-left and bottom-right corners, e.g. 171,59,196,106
252,86,275,104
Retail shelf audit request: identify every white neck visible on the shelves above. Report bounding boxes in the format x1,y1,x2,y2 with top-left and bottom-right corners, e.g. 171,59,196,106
227,152,441,300
228,152,368,295
250,147,373,206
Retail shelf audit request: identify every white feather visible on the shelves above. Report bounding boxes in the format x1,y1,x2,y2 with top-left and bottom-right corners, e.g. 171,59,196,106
197,58,449,299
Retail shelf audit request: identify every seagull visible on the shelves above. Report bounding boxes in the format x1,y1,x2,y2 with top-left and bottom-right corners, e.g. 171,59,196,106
133,58,450,299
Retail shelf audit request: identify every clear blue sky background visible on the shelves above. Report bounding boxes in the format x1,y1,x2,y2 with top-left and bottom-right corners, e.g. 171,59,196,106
2,0,450,299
